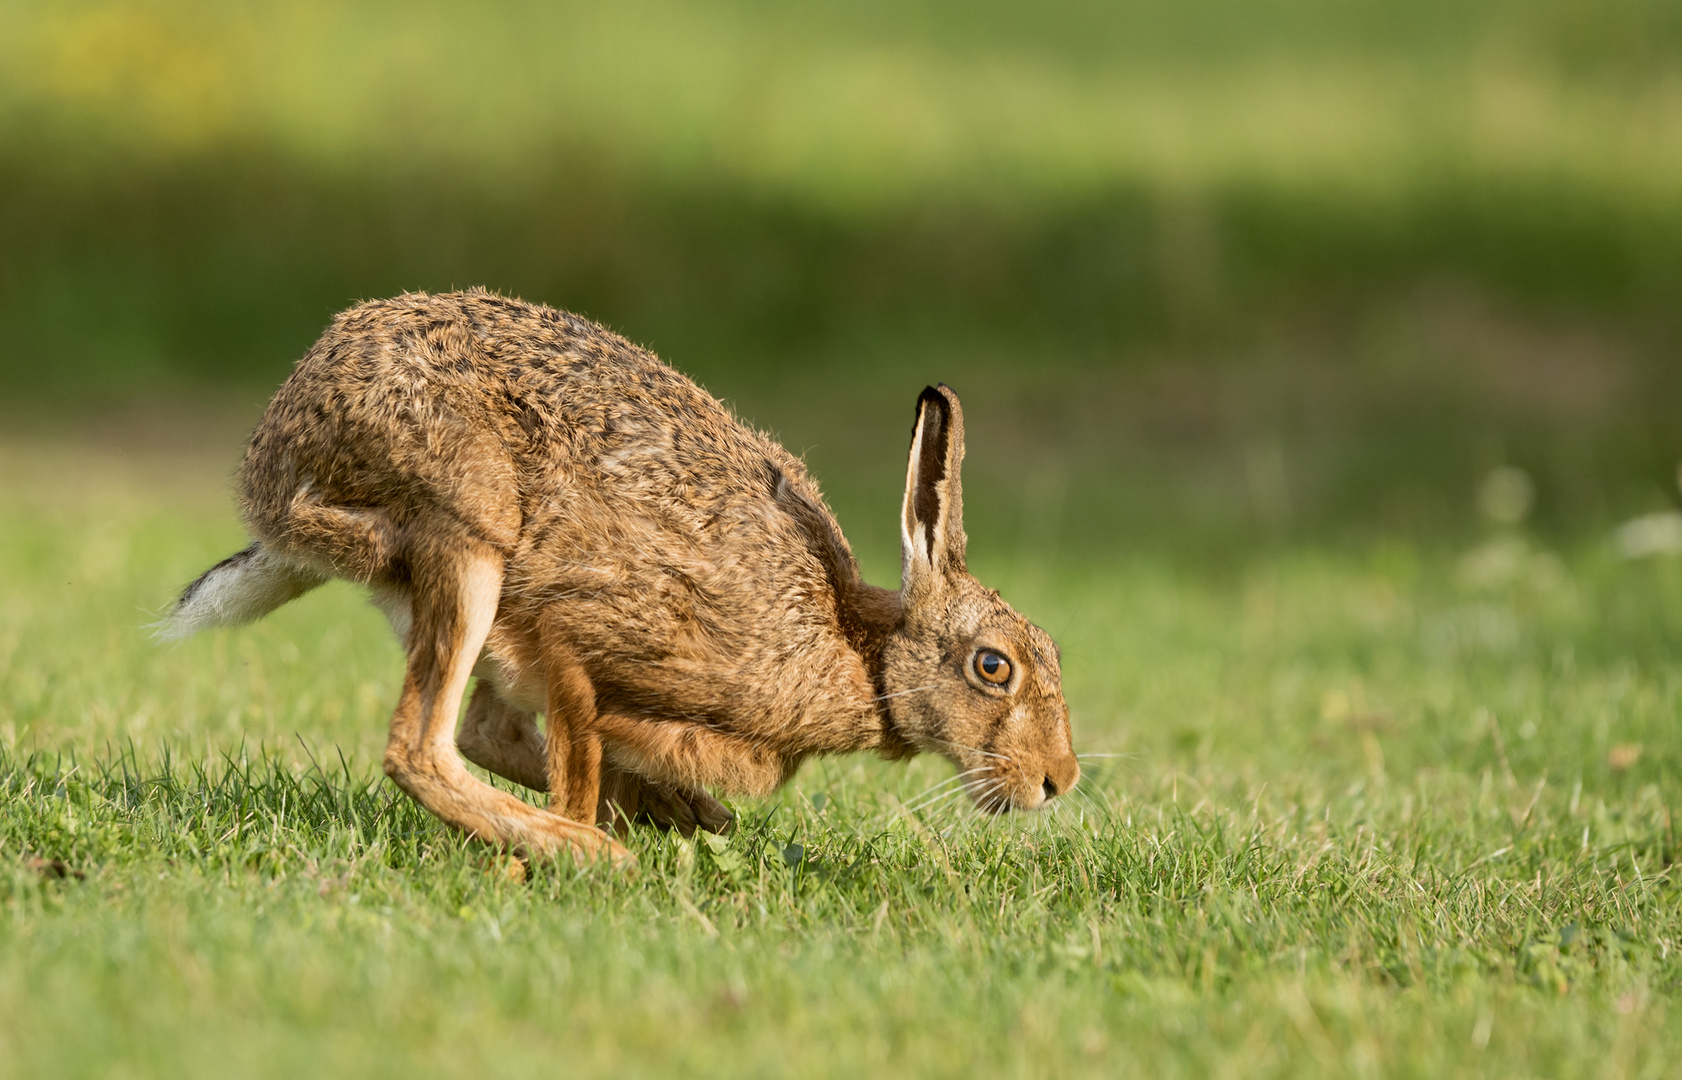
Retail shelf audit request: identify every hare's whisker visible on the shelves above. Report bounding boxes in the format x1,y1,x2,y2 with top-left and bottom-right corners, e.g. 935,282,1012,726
968,778,1007,817
902,774,967,804
929,737,1008,761
915,780,982,814
927,772,992,805
903,776,987,817
874,685,936,702
1072,787,1105,820
899,768,993,819
903,766,991,805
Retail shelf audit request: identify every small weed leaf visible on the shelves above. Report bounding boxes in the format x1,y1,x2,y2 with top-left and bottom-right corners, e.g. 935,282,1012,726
700,831,746,878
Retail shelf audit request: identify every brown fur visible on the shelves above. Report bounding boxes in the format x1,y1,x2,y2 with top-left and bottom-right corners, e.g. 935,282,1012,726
170,289,1078,865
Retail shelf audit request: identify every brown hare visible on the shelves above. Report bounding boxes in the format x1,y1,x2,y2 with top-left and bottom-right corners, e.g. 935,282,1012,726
161,290,1078,866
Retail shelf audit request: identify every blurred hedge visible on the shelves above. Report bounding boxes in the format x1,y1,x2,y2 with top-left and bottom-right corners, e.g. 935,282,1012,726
3,0,1679,551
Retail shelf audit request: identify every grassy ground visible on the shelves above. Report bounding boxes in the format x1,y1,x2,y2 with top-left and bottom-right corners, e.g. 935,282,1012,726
3,422,1681,1079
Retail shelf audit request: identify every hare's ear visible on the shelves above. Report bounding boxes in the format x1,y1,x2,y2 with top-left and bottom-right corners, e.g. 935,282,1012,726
900,384,967,593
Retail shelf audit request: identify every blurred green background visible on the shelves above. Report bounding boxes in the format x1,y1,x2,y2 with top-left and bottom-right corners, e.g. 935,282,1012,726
2,0,1680,562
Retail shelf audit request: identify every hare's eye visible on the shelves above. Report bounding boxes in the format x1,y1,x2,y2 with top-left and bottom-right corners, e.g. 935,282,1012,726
974,650,1012,685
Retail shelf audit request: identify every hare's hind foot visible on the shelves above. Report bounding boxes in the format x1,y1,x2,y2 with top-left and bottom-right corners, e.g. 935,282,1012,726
458,680,550,791
381,540,632,869
599,768,734,839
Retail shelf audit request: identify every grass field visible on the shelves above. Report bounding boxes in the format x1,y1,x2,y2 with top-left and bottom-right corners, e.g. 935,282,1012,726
3,418,1681,1079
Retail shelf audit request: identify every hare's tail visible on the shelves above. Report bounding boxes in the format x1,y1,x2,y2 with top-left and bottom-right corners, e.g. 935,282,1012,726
155,542,326,641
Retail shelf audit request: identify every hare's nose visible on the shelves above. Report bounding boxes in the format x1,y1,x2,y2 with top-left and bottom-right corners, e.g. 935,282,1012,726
1042,755,1080,803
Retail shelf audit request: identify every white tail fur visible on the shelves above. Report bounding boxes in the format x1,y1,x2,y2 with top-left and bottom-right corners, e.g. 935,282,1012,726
155,542,326,640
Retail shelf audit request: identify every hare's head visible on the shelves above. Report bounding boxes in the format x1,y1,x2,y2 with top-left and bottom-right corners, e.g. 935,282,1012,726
881,385,1079,812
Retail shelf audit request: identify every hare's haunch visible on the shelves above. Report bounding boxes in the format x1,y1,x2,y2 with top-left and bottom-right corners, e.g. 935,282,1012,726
162,290,1078,865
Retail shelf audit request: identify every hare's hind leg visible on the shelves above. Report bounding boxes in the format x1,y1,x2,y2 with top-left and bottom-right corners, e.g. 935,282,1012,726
382,540,629,866
458,681,549,791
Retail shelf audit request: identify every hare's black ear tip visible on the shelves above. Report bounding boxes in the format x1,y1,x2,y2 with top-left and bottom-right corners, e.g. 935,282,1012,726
918,384,959,410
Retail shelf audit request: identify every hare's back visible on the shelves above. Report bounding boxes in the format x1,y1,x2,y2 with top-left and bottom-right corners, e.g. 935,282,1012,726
243,290,797,539
241,293,864,729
